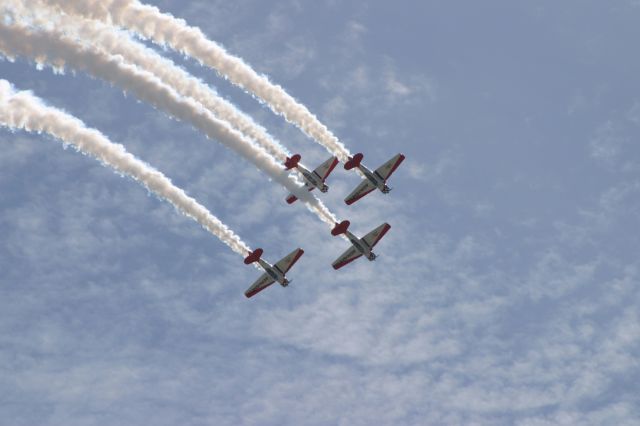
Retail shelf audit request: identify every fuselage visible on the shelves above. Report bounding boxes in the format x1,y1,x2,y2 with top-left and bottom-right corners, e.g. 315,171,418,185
298,165,329,193
345,230,376,261
356,164,391,193
258,259,289,286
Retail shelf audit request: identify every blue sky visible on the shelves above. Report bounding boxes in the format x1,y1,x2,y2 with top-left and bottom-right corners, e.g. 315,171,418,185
1,0,640,424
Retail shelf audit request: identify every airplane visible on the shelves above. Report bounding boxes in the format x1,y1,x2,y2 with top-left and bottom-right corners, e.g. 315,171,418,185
343,153,405,205
243,247,304,298
283,154,339,204
330,220,391,270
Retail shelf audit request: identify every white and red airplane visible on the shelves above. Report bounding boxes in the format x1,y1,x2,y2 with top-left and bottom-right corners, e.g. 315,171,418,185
283,154,339,204
343,153,405,205
330,220,391,270
243,247,304,298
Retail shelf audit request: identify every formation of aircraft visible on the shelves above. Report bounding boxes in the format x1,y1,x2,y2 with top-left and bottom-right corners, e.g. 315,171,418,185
242,151,405,298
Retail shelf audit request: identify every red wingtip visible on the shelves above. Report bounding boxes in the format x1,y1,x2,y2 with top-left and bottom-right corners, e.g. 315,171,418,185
244,248,263,265
385,154,406,181
284,154,301,170
285,194,298,204
344,153,364,170
331,220,350,236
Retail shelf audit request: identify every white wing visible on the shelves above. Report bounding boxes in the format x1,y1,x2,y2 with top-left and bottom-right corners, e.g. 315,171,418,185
332,246,363,270
245,273,276,298
374,154,405,181
344,180,376,205
285,184,314,204
362,223,391,249
312,156,339,181
274,248,304,274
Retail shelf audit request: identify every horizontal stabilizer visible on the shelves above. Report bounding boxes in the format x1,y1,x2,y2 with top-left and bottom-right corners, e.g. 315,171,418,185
284,154,301,170
331,220,350,236
244,248,263,265
344,153,364,170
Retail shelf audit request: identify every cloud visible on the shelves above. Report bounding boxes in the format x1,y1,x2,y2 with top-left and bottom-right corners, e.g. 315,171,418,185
2,1,640,425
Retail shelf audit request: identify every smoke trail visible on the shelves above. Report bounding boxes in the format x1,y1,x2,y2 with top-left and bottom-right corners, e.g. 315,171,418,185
10,0,290,163
0,19,338,227
0,79,251,257
35,0,353,163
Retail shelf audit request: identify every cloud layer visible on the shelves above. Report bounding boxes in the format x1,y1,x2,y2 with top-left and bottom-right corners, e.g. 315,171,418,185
1,1,640,425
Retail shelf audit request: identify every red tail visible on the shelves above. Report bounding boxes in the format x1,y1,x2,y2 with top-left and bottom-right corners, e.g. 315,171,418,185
284,154,301,170
331,220,350,236
244,248,263,265
344,153,364,170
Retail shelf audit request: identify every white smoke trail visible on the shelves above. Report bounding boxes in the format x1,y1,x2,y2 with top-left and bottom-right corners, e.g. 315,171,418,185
0,19,338,227
35,0,353,163
0,79,252,257
9,0,291,163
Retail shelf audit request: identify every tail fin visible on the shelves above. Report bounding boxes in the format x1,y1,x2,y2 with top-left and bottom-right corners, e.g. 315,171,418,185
284,154,301,170
344,153,364,170
331,220,350,236
244,248,263,265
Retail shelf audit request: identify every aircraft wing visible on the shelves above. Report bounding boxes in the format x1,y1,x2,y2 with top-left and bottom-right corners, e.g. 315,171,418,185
274,248,305,274
332,246,363,270
245,273,276,298
344,180,376,205
374,154,405,181
312,156,339,181
285,183,314,204
362,223,391,249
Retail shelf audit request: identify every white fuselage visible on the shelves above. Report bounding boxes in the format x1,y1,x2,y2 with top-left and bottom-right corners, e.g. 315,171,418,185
298,165,329,193
356,164,391,193
258,259,289,286
345,230,376,261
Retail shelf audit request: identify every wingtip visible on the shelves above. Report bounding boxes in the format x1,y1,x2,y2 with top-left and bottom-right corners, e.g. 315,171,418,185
286,194,297,204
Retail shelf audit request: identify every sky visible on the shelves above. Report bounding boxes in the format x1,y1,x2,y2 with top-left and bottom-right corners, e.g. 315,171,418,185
1,0,639,425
